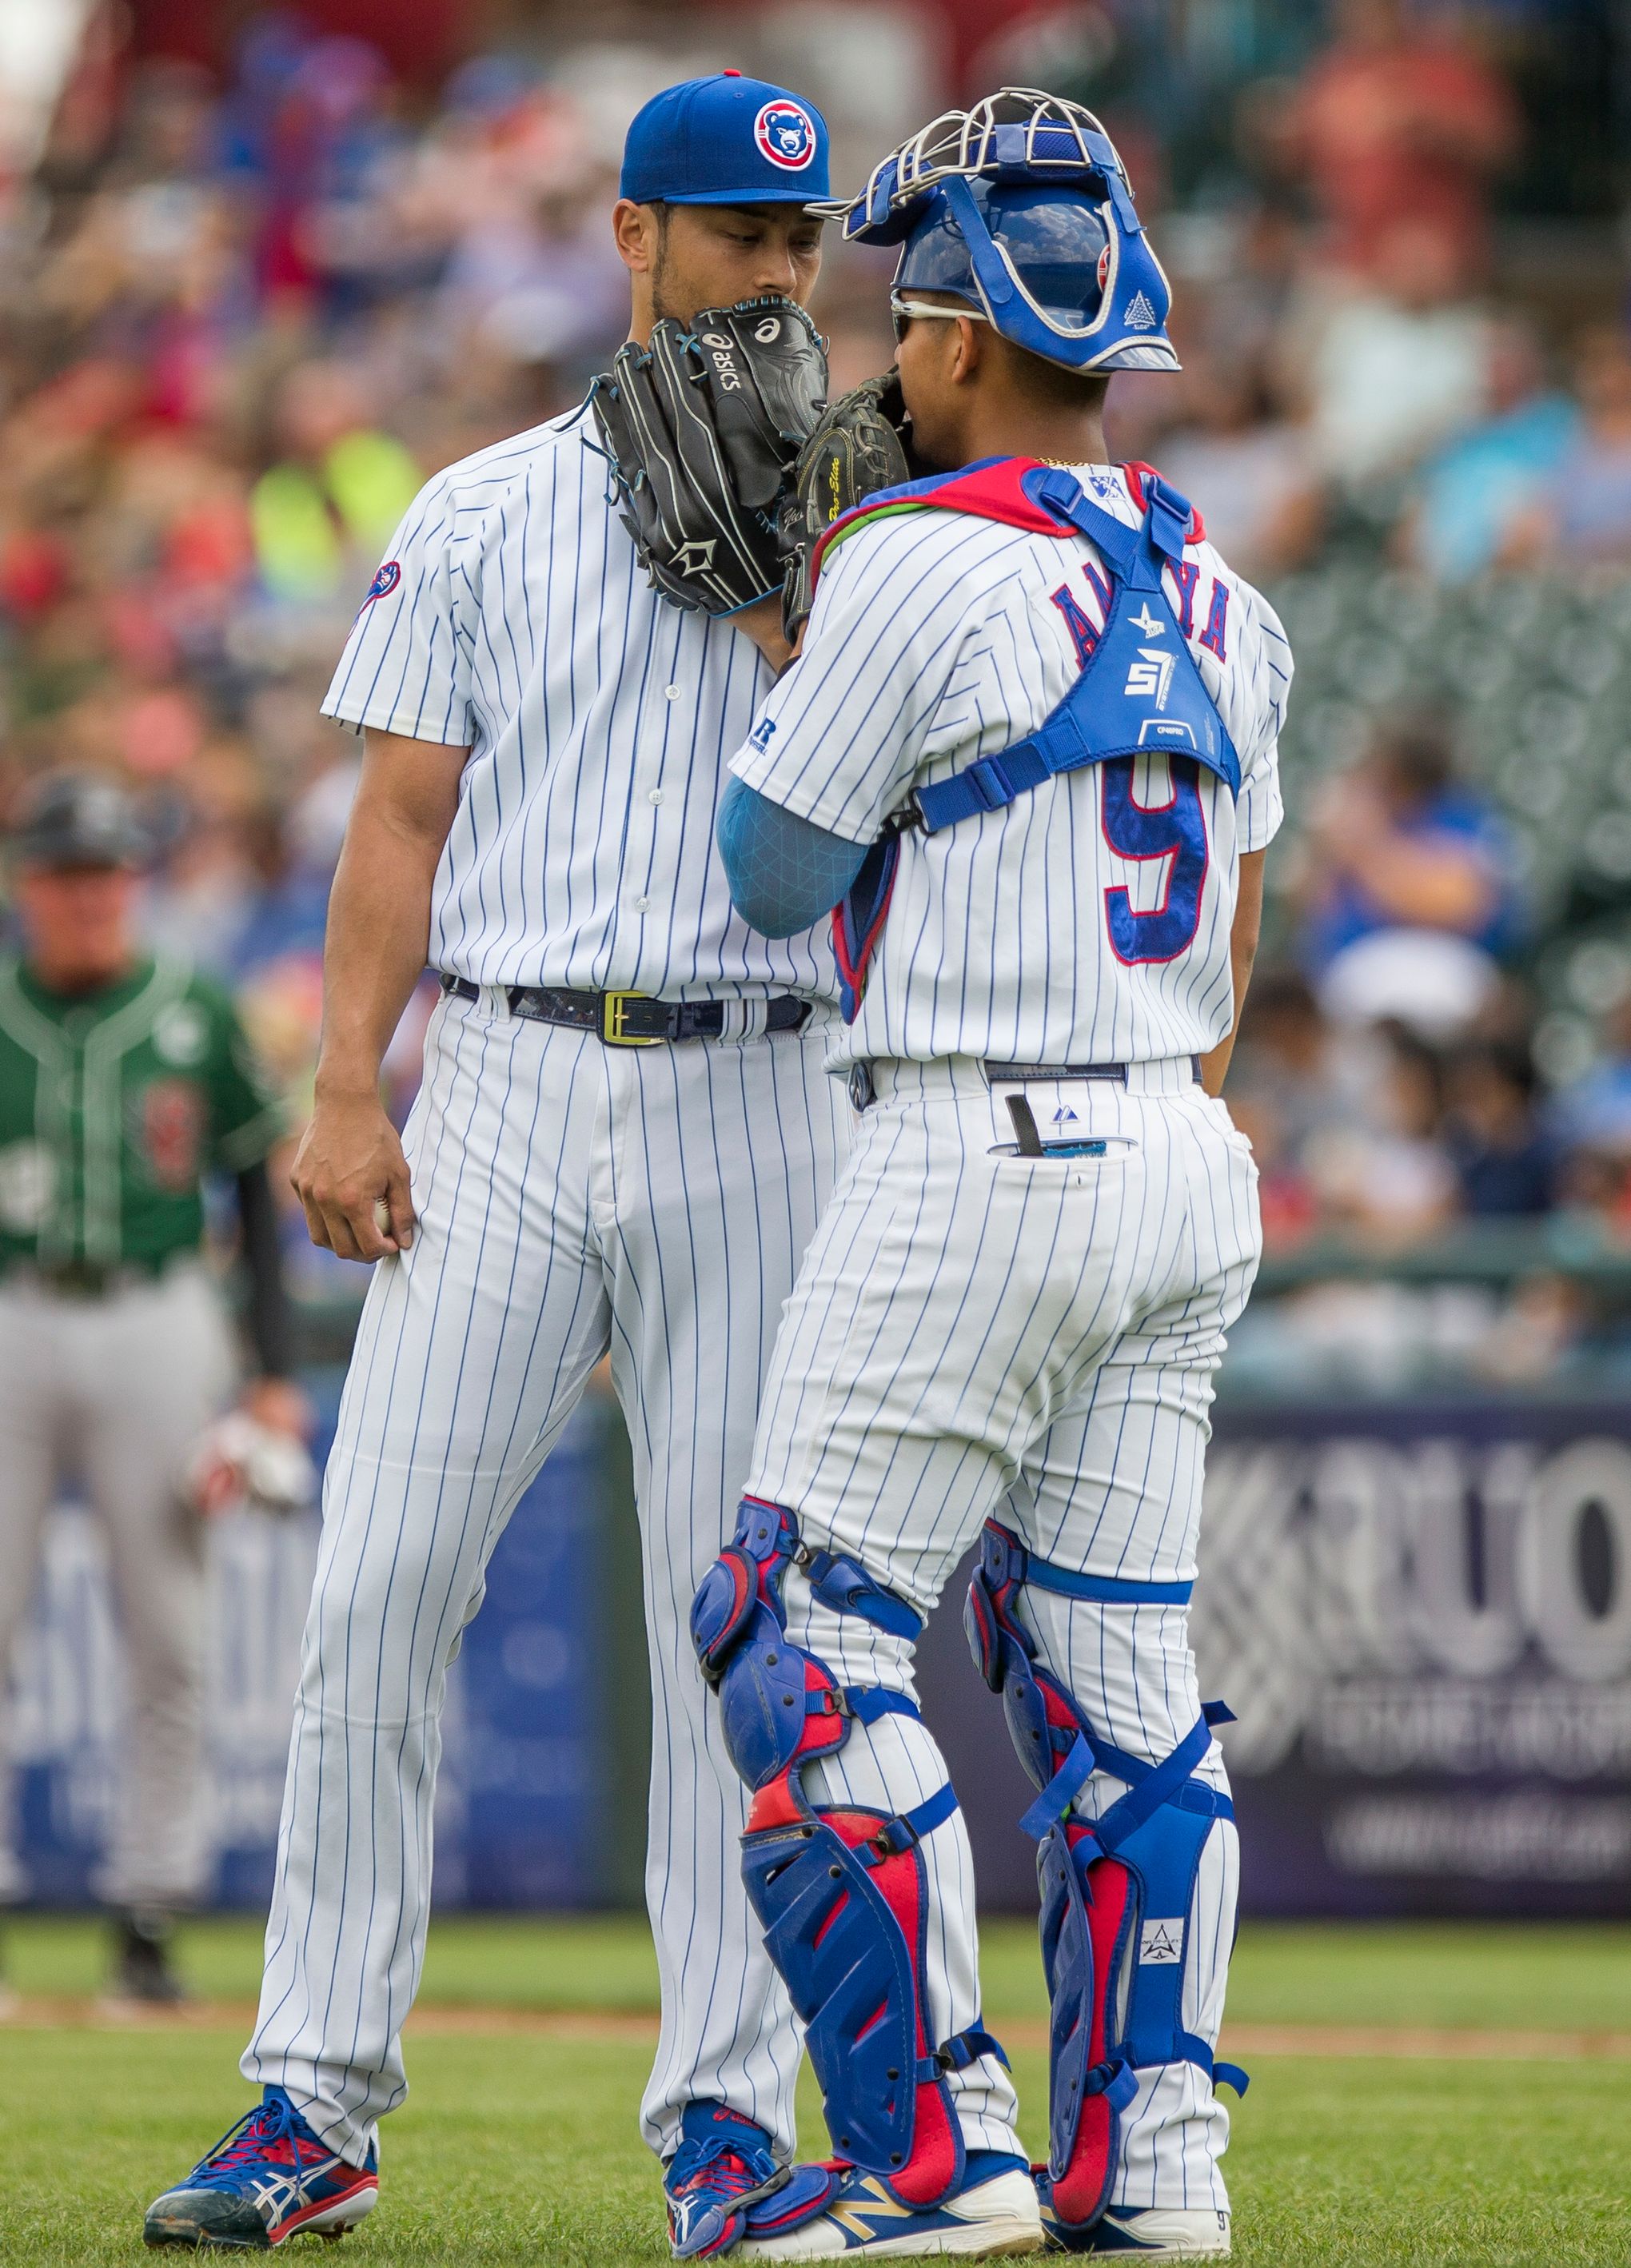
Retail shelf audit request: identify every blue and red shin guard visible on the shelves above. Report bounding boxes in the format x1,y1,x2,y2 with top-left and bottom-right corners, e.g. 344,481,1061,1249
691,1497,1007,2234
964,1519,1246,2246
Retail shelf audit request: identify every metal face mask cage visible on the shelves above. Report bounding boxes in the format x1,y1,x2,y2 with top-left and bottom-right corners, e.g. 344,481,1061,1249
815,88,1179,375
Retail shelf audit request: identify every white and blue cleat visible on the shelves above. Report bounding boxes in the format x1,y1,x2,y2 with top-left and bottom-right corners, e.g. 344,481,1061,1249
734,2151,1044,2258
1039,2182,1230,2258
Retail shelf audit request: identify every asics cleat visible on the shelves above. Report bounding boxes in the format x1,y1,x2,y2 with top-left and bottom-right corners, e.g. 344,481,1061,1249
665,2102,788,2259
736,2151,1043,2258
143,2086,378,2248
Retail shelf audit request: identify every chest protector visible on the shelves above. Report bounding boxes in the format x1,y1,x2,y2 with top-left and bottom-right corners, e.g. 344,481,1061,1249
817,459,1241,1021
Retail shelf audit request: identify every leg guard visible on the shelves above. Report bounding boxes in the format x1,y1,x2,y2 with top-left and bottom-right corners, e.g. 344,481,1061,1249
966,1520,1246,2242
692,1497,1008,2220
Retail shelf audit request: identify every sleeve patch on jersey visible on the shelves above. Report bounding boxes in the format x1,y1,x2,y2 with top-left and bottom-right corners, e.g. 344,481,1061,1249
360,559,401,609
750,715,776,751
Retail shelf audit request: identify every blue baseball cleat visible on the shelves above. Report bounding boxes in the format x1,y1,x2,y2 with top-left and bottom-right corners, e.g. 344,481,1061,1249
142,2086,378,2248
665,2102,789,2259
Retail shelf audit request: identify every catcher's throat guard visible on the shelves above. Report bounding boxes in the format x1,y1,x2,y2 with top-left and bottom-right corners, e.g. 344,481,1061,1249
691,1498,1008,2219
820,457,1238,1018
816,90,1178,376
964,1520,1246,2242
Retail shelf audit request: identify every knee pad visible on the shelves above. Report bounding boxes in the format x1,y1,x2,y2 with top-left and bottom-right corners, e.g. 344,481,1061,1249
691,1497,921,1792
692,1497,1007,2214
966,1519,1246,2238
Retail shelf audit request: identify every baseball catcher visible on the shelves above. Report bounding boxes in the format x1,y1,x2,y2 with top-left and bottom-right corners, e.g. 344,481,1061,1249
696,84,1294,2262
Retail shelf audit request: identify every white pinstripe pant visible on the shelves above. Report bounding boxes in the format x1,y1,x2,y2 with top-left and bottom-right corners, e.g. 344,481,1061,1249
746,1058,1260,2210
243,989,848,2167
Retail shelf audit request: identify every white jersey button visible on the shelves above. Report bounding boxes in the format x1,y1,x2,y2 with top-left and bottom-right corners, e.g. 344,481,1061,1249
648,788,664,805
634,896,652,913
664,684,681,700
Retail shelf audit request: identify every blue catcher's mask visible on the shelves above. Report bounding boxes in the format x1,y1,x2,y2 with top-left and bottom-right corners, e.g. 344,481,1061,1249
819,87,1178,377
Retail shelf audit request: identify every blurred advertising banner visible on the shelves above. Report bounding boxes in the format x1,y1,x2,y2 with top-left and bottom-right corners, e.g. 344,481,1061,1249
918,1402,1631,1919
15,1392,1627,1917
7,1393,618,1911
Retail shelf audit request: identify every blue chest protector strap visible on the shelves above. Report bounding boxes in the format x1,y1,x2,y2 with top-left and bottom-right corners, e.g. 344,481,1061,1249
829,461,1241,1021
912,467,1240,834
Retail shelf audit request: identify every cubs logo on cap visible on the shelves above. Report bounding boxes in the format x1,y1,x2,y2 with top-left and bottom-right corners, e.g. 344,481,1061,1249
620,74,830,205
755,100,816,171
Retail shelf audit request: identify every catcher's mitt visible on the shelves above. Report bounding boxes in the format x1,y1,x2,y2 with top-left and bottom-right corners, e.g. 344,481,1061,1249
591,297,827,616
780,372,920,642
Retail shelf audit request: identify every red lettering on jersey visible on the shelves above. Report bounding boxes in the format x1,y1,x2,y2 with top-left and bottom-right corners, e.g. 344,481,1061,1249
1169,557,1199,640
1050,582,1100,666
1200,578,1230,661
1081,557,1112,620
142,1078,205,1192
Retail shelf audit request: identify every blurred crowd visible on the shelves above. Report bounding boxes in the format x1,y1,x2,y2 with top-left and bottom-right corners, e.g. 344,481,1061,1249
2,0,1630,1371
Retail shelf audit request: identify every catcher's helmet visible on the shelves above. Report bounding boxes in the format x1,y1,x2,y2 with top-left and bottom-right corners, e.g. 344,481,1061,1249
819,89,1178,376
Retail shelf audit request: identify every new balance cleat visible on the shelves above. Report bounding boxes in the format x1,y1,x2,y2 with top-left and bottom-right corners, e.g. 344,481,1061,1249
665,2102,788,2259
1039,2190,1230,2258
736,2152,1043,2259
143,2086,378,2248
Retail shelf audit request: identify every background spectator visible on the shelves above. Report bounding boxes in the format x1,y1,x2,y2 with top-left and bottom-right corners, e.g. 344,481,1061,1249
1295,219,1491,492
1297,715,1520,1034
0,0,1627,1385
1401,314,1577,583
1276,0,1519,281
1158,354,1322,583
1444,1041,1557,1217
1505,325,1631,568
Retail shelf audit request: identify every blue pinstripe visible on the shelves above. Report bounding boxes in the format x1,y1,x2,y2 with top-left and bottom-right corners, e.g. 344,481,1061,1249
321,409,832,1004
254,399,851,2178
244,999,848,2166
742,1071,1264,2209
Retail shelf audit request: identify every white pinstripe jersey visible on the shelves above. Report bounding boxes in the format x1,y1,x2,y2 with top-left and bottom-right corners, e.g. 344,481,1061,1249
321,405,836,1002
732,463,1291,1065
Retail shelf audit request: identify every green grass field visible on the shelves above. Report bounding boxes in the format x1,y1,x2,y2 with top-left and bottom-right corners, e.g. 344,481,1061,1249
2,1916,1628,2265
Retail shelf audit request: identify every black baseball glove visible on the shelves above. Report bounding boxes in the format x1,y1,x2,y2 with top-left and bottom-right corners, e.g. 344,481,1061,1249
780,371,921,642
590,297,828,616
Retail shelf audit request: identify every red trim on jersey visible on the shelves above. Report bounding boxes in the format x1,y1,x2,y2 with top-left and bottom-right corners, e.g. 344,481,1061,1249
808,457,1206,598
810,457,1055,586
1123,460,1206,545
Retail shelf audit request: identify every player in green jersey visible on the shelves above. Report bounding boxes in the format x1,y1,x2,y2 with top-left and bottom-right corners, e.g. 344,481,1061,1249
0,775,305,2002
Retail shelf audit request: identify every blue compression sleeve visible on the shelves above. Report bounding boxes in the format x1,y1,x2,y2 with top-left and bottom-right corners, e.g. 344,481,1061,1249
716,774,868,939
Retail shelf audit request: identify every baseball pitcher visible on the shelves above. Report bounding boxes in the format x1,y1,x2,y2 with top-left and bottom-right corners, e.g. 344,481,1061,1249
146,74,850,2258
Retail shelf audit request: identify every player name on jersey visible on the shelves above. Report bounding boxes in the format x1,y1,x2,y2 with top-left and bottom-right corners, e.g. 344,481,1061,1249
734,462,1292,1068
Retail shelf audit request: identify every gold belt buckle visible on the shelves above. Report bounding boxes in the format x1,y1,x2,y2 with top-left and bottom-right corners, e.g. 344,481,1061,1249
601,991,662,1046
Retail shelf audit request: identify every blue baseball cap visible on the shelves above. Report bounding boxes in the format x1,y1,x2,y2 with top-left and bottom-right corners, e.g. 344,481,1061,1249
620,73,829,206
